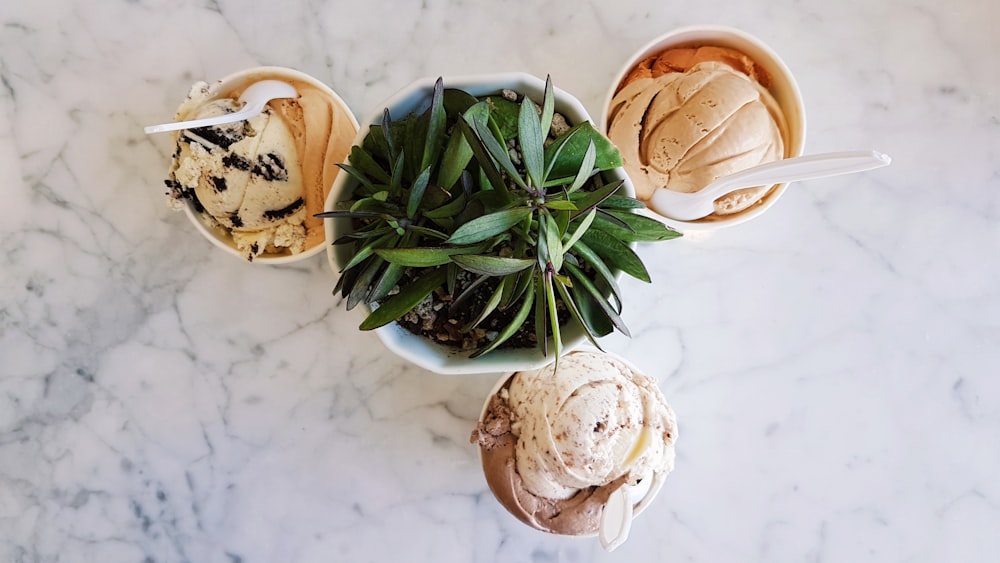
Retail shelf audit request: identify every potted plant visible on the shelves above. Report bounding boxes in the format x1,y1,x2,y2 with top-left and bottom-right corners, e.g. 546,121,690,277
320,73,679,374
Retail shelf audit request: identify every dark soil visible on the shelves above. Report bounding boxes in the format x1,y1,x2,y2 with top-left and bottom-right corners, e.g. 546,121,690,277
393,271,569,353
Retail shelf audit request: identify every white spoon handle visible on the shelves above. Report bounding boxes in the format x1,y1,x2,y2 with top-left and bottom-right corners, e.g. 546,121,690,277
701,150,892,200
143,105,258,134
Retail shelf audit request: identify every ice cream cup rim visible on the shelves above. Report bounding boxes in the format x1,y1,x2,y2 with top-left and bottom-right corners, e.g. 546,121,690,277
178,65,359,265
475,346,669,537
601,24,807,231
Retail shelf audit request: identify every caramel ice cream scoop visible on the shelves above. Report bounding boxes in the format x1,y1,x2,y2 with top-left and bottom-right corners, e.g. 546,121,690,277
607,46,789,216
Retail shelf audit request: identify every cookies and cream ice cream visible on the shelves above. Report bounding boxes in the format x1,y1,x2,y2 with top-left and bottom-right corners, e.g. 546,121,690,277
607,45,789,217
165,72,356,261
471,350,677,535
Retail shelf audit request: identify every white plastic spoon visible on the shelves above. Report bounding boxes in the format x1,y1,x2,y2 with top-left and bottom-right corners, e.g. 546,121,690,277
599,486,633,552
649,150,892,221
599,474,653,552
143,80,298,134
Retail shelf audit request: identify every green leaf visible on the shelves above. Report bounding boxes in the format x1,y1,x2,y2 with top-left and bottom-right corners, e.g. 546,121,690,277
314,208,383,220
347,257,386,311
336,163,377,193
342,231,399,272
534,270,547,357
446,262,459,296
405,225,450,241
553,275,603,350
437,127,473,189
592,209,682,242
499,270,520,308
543,213,563,272
381,108,396,164
563,207,596,252
571,281,615,337
443,88,479,116
446,207,532,245
389,150,405,195
472,279,535,358
580,229,651,283
424,193,467,219
332,225,393,245
483,96,520,139
542,125,581,182
569,178,624,219
543,199,578,211
451,254,534,276
375,245,481,267
600,195,647,210
553,208,570,239
567,141,597,194
407,166,431,218
422,77,446,171
359,268,448,330
348,197,395,214
456,108,507,195
544,270,561,360
466,108,527,190
543,121,622,179
565,261,630,337
519,96,544,189
368,262,404,304
464,278,505,331
539,75,554,139
347,145,392,184
449,273,491,316
334,259,360,298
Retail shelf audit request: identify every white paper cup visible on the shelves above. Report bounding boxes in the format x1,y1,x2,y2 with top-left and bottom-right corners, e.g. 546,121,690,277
474,347,675,539
172,66,358,264
601,25,807,231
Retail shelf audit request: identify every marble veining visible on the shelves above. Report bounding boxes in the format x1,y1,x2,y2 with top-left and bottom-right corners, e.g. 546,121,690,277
1,0,998,562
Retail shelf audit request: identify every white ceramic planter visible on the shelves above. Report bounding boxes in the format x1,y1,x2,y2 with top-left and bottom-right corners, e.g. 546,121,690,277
323,73,637,375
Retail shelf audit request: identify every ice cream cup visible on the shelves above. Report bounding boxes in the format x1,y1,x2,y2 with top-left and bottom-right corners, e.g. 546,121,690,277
601,25,806,231
473,347,673,540
323,73,637,375
175,66,359,264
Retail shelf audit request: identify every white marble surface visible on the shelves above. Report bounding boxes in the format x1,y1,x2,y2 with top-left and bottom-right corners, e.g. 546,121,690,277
1,0,997,561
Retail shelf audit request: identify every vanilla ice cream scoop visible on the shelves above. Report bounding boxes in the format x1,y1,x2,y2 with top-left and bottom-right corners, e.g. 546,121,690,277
507,350,676,500
607,60,788,215
169,87,308,260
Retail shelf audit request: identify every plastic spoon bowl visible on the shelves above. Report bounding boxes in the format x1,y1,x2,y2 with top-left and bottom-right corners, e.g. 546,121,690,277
649,150,892,221
599,472,654,552
144,80,298,134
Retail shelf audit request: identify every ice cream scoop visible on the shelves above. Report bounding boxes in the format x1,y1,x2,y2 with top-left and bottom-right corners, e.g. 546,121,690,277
144,80,297,134
650,150,892,220
607,60,787,209
472,349,677,540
